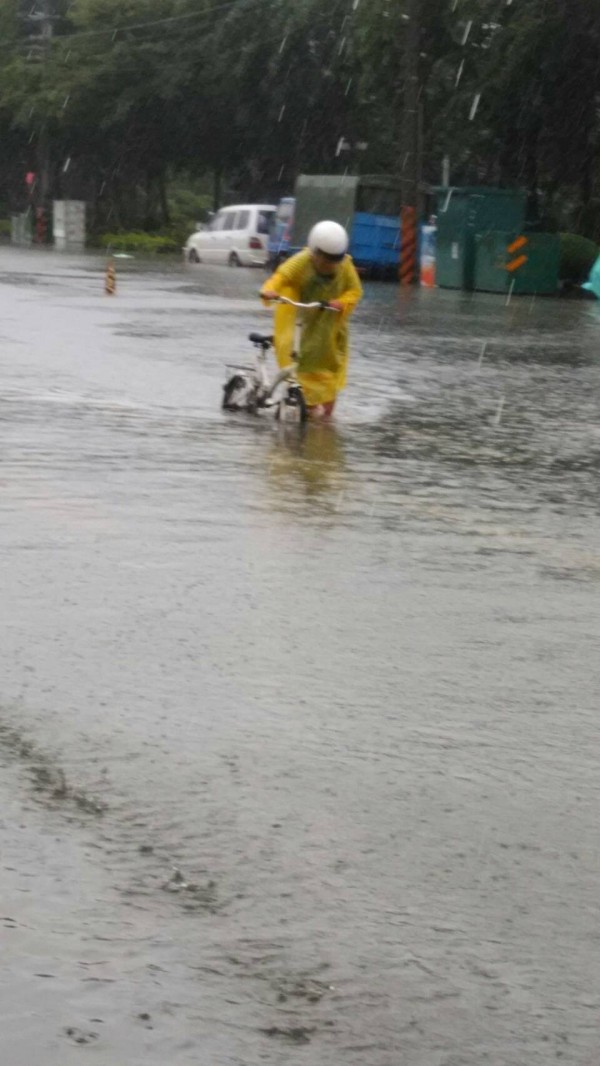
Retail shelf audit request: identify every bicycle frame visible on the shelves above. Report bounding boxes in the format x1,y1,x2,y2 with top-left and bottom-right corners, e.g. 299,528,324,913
222,296,339,420
266,294,339,383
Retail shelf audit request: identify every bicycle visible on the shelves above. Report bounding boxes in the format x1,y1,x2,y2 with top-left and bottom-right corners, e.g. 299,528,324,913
222,296,339,424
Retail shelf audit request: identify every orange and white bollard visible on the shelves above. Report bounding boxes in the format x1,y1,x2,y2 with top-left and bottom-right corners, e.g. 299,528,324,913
105,260,116,295
400,205,418,286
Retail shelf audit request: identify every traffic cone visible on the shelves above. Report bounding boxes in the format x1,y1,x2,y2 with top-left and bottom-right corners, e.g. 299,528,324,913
105,260,116,295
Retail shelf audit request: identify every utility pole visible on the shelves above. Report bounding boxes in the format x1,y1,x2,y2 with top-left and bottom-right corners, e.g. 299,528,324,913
38,0,54,217
399,0,420,285
22,0,57,241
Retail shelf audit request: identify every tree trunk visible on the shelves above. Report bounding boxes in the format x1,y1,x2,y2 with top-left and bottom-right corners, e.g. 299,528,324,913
213,165,222,212
158,169,170,226
524,122,540,220
580,148,593,211
144,170,154,229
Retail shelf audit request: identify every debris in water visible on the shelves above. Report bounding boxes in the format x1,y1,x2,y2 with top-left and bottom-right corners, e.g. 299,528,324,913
469,92,481,120
0,722,109,815
64,1028,99,1045
162,867,187,891
260,1026,315,1045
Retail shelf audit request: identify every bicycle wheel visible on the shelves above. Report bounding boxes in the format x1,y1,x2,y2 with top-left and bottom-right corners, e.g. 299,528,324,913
276,384,307,424
222,373,250,411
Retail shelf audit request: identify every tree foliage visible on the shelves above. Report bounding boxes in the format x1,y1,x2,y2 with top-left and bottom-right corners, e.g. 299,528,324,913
0,0,598,235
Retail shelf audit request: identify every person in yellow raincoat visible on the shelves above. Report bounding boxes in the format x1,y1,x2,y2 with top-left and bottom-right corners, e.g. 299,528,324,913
261,220,363,416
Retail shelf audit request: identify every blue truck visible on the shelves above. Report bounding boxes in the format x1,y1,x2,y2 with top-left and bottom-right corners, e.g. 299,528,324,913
268,174,405,275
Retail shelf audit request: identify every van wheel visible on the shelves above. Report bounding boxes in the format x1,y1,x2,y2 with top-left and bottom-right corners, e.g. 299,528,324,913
188,248,200,264
228,252,241,267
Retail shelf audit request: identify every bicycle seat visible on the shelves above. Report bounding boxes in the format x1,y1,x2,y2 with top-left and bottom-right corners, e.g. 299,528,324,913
249,332,273,347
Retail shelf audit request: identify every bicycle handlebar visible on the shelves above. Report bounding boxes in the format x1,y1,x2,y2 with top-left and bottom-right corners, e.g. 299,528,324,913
260,294,340,311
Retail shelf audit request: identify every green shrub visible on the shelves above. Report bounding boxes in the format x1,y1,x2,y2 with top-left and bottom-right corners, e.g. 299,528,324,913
559,232,599,283
168,186,213,228
98,231,180,255
0,218,12,241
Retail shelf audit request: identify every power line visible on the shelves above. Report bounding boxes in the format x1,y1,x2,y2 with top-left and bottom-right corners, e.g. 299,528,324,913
4,0,249,56
19,0,273,48
0,0,345,59
8,0,328,61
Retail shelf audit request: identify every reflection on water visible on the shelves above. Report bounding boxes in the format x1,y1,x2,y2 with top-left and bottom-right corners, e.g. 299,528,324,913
266,422,347,513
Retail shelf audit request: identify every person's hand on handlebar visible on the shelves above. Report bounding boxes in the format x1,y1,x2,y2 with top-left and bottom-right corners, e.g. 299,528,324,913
324,300,343,311
261,289,279,301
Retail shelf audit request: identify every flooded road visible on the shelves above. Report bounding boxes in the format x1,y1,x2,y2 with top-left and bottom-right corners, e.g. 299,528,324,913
1,247,599,1065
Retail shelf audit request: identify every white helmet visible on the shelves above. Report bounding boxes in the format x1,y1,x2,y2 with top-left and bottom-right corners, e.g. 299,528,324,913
308,220,348,260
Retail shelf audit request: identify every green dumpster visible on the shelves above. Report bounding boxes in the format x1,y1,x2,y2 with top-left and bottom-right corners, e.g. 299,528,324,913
436,187,527,290
473,231,560,295
511,232,560,295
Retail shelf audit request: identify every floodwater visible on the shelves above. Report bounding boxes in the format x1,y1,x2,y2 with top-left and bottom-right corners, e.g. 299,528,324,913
0,247,599,1066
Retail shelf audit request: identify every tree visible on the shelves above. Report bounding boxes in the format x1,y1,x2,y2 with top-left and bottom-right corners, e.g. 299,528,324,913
0,0,599,237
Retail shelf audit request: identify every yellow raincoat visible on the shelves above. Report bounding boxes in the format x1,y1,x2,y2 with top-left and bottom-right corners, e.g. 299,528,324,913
261,248,363,406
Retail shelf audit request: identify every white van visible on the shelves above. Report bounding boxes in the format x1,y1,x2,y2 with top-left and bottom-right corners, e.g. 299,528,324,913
184,204,276,267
